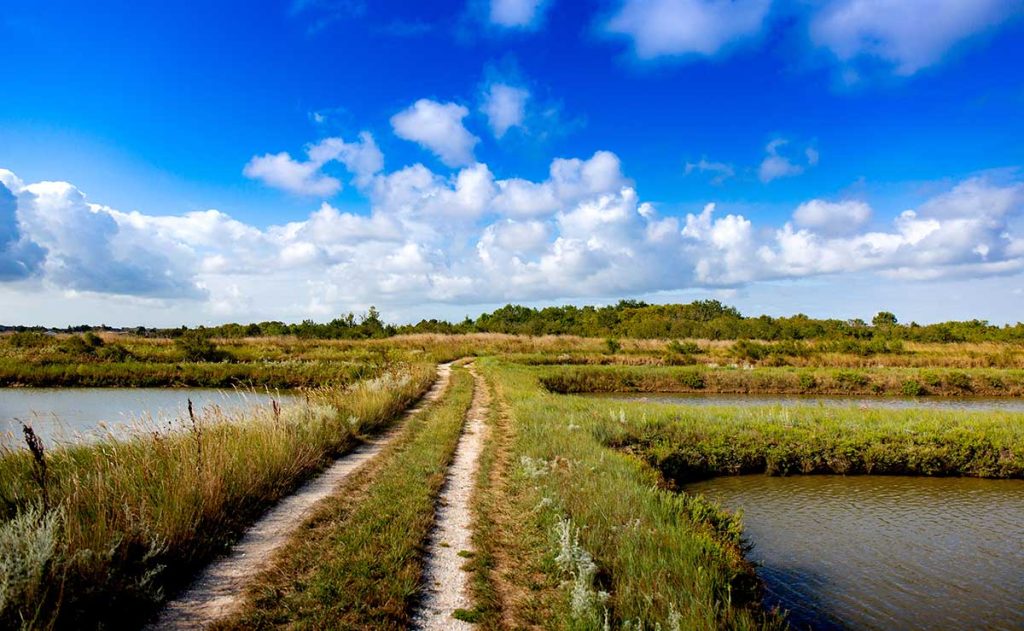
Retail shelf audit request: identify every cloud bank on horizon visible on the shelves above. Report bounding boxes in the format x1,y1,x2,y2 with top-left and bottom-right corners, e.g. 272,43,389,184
2,137,1022,322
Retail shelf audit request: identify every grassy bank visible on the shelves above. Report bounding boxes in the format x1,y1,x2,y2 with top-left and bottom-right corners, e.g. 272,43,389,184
0,363,436,630
219,365,475,629
538,364,1024,397
478,359,783,630
593,400,1024,483
0,358,379,388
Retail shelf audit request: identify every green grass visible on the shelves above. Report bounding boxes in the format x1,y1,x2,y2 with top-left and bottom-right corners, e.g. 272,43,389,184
537,364,1024,397
0,364,436,630
479,359,783,630
0,357,381,388
218,366,475,629
593,400,1024,482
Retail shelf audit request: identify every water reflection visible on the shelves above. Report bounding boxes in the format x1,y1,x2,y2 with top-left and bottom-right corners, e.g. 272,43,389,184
686,475,1024,630
0,388,296,446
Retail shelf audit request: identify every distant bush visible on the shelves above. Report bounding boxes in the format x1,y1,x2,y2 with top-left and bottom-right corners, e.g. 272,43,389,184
604,338,621,354
6,332,48,348
175,331,228,362
945,371,973,392
676,370,706,390
799,374,817,391
835,370,869,390
60,334,105,357
96,344,133,362
666,340,701,355
901,380,924,397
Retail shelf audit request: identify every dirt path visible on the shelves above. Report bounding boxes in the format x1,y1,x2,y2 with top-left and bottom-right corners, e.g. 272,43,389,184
148,362,454,631
413,364,490,630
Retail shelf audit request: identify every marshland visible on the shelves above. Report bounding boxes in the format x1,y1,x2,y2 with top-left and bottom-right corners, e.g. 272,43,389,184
1,302,1023,630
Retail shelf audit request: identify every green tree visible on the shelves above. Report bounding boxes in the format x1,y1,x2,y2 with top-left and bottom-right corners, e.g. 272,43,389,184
872,311,898,327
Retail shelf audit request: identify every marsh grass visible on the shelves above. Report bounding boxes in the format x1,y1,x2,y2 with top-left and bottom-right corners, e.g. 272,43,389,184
538,364,1024,397
595,400,1024,482
0,363,435,629
219,366,475,629
480,360,782,630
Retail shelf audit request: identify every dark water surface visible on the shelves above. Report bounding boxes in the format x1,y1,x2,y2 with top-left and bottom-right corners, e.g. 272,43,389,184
0,388,296,446
587,391,1024,411
686,475,1024,630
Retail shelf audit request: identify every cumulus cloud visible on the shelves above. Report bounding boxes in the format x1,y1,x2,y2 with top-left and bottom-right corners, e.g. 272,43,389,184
606,0,771,59
0,173,45,281
792,199,871,236
759,138,818,183
481,83,530,138
244,133,383,195
8,179,204,298
391,99,480,168
811,0,1023,75
3,153,1023,321
488,0,549,28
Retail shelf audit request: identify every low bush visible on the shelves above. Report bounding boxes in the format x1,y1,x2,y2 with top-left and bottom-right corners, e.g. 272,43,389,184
901,380,924,396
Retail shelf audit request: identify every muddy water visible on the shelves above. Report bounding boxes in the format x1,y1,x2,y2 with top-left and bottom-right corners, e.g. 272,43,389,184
686,475,1024,630
0,388,296,446
586,391,1024,411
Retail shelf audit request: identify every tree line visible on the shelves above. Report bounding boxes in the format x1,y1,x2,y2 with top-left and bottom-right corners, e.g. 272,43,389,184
5,300,1021,343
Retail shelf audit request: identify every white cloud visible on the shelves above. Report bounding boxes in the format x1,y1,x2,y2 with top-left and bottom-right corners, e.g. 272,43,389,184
811,0,1023,75
793,199,872,236
243,152,341,197
488,0,548,28
10,180,204,298
759,138,818,183
606,0,771,59
684,158,735,185
3,153,1023,324
481,83,530,138
243,133,383,195
391,99,480,168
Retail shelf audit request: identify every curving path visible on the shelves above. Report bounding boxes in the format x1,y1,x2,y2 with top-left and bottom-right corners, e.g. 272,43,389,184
148,362,454,630
413,364,490,630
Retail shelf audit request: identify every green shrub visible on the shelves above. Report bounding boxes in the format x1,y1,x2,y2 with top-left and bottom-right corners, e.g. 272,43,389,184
835,370,869,389
666,340,701,355
174,331,228,362
946,371,973,392
96,344,133,362
901,380,924,396
799,373,817,391
677,369,706,390
59,334,106,357
604,338,621,354
731,340,769,361
6,332,48,348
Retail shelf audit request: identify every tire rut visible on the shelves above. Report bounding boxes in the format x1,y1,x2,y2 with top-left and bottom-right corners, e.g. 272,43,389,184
413,364,490,630
148,362,454,630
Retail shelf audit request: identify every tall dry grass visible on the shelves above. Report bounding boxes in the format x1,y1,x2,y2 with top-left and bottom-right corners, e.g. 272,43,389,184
0,363,435,629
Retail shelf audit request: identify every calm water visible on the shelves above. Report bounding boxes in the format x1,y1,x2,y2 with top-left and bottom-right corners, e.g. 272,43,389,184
686,476,1024,630
0,388,296,446
586,392,1024,411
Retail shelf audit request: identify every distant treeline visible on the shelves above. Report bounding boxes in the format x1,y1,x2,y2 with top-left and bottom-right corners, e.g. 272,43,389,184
4,300,1024,343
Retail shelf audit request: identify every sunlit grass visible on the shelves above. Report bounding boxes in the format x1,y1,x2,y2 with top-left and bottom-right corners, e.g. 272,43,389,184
0,363,435,629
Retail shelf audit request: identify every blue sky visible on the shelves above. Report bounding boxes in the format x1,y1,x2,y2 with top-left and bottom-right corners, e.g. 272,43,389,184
2,0,1024,326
